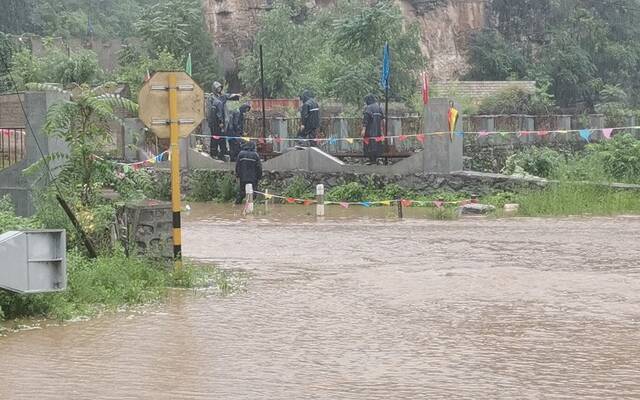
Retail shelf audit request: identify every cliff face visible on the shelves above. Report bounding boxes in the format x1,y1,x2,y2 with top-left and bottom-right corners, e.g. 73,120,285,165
202,0,486,86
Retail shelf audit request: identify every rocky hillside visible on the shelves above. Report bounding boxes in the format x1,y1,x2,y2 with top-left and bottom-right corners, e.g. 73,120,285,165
202,0,486,83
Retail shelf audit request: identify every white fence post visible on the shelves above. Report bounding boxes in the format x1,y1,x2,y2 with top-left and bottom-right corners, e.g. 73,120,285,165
316,184,325,217
245,183,254,214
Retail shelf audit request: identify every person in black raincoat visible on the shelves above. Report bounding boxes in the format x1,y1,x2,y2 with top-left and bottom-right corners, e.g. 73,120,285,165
208,81,241,160
361,94,385,164
298,89,320,146
227,102,251,161
235,141,263,204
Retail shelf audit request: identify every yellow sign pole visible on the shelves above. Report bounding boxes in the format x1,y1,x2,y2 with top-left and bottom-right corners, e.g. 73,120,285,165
168,72,182,268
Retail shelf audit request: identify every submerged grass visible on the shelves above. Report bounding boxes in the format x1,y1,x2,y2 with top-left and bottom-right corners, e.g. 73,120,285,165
0,252,241,322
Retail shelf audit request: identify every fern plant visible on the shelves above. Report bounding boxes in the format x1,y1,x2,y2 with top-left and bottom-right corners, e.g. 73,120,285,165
25,82,138,206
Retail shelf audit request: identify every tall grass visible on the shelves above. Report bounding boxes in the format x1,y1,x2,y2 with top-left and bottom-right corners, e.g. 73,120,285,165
515,184,640,217
0,252,240,321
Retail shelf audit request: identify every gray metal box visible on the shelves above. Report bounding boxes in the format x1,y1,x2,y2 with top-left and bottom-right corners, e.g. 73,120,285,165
0,230,67,293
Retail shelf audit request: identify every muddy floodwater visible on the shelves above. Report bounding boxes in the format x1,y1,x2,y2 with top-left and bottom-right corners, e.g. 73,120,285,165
2,204,640,399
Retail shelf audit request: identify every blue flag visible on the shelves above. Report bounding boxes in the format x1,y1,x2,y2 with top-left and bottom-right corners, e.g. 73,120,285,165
579,129,591,142
380,43,390,90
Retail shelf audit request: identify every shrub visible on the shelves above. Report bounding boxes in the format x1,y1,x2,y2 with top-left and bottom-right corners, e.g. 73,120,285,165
585,133,640,183
326,182,370,202
478,86,556,115
502,147,564,178
282,176,314,199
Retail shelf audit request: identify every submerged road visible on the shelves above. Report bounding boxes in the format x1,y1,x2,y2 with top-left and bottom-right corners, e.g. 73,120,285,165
1,205,640,399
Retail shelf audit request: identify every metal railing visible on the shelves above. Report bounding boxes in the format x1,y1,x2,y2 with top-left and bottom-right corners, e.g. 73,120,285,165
0,128,26,169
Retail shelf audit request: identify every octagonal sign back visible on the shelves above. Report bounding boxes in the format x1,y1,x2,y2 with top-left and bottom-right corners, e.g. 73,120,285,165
138,71,205,139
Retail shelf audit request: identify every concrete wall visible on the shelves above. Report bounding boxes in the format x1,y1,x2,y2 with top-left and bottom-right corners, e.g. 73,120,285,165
0,94,26,128
0,91,70,216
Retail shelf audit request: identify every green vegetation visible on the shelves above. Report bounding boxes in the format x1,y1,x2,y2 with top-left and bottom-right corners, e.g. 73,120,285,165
0,251,239,322
478,86,557,115
0,0,219,93
0,199,243,322
468,0,640,113
239,0,425,106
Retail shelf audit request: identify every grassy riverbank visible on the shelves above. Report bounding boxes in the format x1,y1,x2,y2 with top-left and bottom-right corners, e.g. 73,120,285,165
0,253,238,322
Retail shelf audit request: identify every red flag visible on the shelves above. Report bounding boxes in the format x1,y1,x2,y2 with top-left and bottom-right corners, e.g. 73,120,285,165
399,134,408,142
478,131,490,137
602,128,613,139
212,135,220,140
258,137,265,144
518,131,530,137
339,202,349,209
401,199,413,207
421,72,429,105
375,136,385,143
416,134,425,143
433,200,444,208
363,137,370,145
303,199,314,206
537,130,549,137
274,137,283,144
286,197,296,204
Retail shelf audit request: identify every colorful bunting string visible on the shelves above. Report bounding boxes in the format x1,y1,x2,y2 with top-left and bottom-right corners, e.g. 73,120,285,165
252,191,466,208
189,125,640,148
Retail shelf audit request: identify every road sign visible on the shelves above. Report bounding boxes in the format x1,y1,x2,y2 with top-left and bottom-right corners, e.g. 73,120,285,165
138,71,204,139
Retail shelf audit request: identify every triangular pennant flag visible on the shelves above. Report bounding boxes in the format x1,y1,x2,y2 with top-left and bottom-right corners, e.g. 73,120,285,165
303,199,314,206
264,194,273,200
314,137,322,144
500,132,510,138
258,137,265,144
518,131,529,137
579,129,591,142
602,128,613,139
132,163,142,171
329,138,337,145
401,199,413,207
339,202,349,209
478,131,490,137
360,201,372,207
399,134,408,142
242,137,251,142
286,197,296,204
537,130,549,137
346,138,354,144
416,134,425,143
380,200,391,206
375,136,385,143
433,200,444,208
363,137,370,145
456,131,464,138
274,137,283,144
212,135,220,140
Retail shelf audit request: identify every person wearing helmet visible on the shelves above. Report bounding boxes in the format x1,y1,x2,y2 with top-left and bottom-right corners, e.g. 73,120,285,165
207,81,241,160
361,94,385,165
298,89,320,146
227,102,252,161
235,141,262,205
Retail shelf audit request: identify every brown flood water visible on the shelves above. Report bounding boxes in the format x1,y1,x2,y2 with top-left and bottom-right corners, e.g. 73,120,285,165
2,203,640,399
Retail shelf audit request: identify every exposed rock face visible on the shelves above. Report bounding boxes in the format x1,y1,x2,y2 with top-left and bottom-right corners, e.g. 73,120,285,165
397,0,486,79
202,0,486,85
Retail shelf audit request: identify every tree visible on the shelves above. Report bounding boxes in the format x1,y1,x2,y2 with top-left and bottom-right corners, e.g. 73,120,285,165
26,83,138,206
239,0,425,106
7,46,101,90
467,0,640,110
135,0,220,89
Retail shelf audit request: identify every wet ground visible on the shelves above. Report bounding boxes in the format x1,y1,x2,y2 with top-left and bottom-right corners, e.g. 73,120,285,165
2,204,640,399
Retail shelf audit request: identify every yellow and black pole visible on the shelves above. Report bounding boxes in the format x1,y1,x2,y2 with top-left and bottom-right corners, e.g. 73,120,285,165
168,72,182,268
